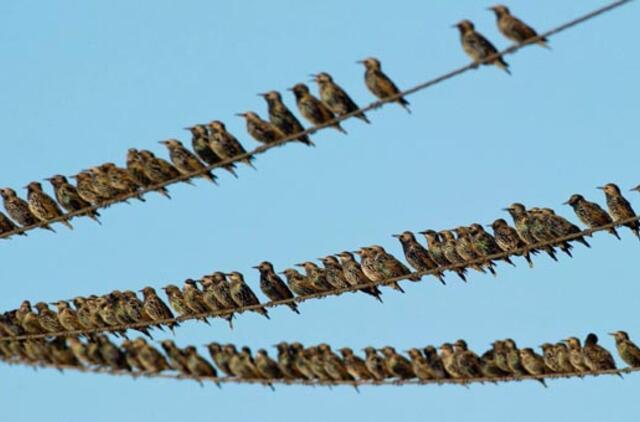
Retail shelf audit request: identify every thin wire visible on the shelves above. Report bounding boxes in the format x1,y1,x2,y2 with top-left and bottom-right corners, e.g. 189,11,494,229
2,357,637,388
0,0,632,240
2,213,639,342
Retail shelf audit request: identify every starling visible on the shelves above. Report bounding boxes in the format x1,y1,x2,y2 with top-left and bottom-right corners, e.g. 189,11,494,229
0,187,43,229
289,342,316,380
318,256,351,290
182,279,212,325
554,342,576,374
363,346,389,381
184,345,219,381
120,339,146,372
519,348,547,384
95,296,124,333
255,348,284,380
33,302,64,334
379,346,414,380
200,275,234,329
74,296,105,330
206,272,238,323
357,57,410,112
318,343,354,381
118,291,153,339
140,286,178,332
17,302,44,335
138,150,181,184
227,271,269,319
564,337,588,373
440,343,463,379
488,5,550,48
406,348,433,381
0,210,24,237
564,194,620,239
423,346,448,380
312,72,370,123
133,338,170,373
66,337,92,367
281,268,317,297
162,284,189,317
582,333,617,372
258,90,313,146
479,348,509,378
207,342,234,377
253,261,299,313
97,334,131,371
46,175,101,224
598,183,639,239
335,251,384,302
441,230,479,276
50,337,80,367
207,120,256,169
355,247,405,293
503,339,527,376
101,162,146,202
236,111,286,145
229,346,261,379
450,227,491,275
372,244,419,283
420,229,467,282
505,203,558,261
126,148,172,198
538,208,591,249
539,343,561,373
295,261,333,292
338,347,373,381
72,172,105,205
289,83,347,134
489,218,535,268
25,181,72,230
160,339,190,373
609,331,640,368
87,166,127,200
468,223,516,267
274,342,304,380
454,20,510,74
159,139,217,184
305,346,332,381
453,339,483,379
393,231,446,285
185,125,224,168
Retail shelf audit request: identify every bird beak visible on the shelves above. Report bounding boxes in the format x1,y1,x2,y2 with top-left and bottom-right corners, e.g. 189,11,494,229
277,271,285,275
607,332,616,336
294,263,304,267
501,207,511,211
451,23,459,28
251,265,260,269
183,126,194,130
286,87,294,92
596,186,605,190
257,92,267,97
391,234,400,238
484,224,493,228
158,141,167,145
562,200,571,205
235,113,246,117
631,187,640,192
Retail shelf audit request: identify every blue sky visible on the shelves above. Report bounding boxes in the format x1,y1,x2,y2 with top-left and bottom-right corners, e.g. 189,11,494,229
1,0,639,420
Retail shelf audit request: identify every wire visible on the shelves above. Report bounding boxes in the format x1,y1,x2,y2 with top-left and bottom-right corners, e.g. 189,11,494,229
0,0,632,240
2,357,637,388
2,213,639,342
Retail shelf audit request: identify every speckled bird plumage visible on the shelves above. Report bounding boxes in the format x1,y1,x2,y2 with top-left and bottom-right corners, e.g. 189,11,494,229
259,90,313,146
455,20,510,74
313,72,370,123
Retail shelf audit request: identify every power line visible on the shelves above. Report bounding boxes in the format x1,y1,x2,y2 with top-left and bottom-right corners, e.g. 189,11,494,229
2,213,639,342
0,0,632,240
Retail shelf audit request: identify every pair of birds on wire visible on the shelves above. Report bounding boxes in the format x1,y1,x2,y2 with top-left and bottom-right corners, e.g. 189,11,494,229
2,331,639,388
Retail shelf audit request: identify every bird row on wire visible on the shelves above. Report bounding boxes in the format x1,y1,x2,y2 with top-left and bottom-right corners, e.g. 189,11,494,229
2,331,639,388
0,183,638,341
0,5,552,239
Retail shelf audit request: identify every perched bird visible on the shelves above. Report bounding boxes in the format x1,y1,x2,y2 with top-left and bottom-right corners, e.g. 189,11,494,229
468,223,516,268
538,208,590,249
440,343,463,379
207,120,255,170
162,284,190,317
355,247,405,293
479,348,508,378
72,172,105,205
363,346,389,381
519,348,547,383
227,272,269,319
258,90,313,146
609,331,640,368
289,342,315,380
539,343,561,374
565,194,620,239
489,218,535,267
335,251,384,302
582,333,617,372
253,261,300,314
338,347,373,381
236,112,286,145
160,339,190,373
554,342,576,373
52,301,83,332
423,346,448,380
140,287,178,332
229,346,261,379
319,256,351,290
206,342,233,377
159,139,217,184
101,162,146,202
24,181,72,230
420,229,467,282
206,272,239,323
126,148,172,199
598,183,639,239
46,175,101,224
289,83,347,134
97,335,131,371
503,338,527,376
441,230,479,276
372,244,419,283
357,57,410,112
255,348,284,380
295,261,333,292
453,339,483,379
133,338,170,373
274,342,303,380
280,268,316,296
200,276,234,329
86,166,128,201
393,231,445,284
305,346,332,381
0,187,43,229
184,345,219,382
181,279,212,325
454,20,510,74
505,203,558,261
120,291,153,338
488,5,549,48
406,348,433,381
0,210,24,237
312,72,369,123
185,125,224,169
33,302,64,333
318,343,354,381
16,300,44,335
565,337,588,373
138,150,181,184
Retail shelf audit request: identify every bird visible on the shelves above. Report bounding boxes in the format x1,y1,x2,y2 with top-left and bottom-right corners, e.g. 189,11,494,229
564,194,620,239
24,181,72,230
311,72,370,123
207,120,256,170
338,347,373,381
319,256,350,290
46,175,101,224
280,268,316,297
162,284,190,317
160,339,190,373
362,347,389,381
86,166,129,201
582,333,617,372
206,342,233,377
598,183,639,240
227,272,269,319
100,162,146,202
72,172,106,205
0,210,24,237
0,187,45,230
236,112,286,145
206,272,240,324
132,338,170,373
423,346,448,380
504,203,558,261
564,337,589,374
33,302,64,333
52,301,83,332
609,331,640,368
289,83,347,134
289,342,316,380
126,148,172,199
185,125,224,169
554,342,576,374
420,229,467,282
356,57,410,113
406,348,433,381
538,208,591,249
503,338,527,376
96,335,131,371
469,223,516,268
453,339,484,380
305,346,332,381
450,227,490,275
274,342,303,380
335,251,384,302
181,279,212,325
255,348,284,380
253,261,299,314
159,139,217,184
139,287,178,332
489,218,535,267
258,90,313,146
479,348,509,379
138,150,181,184
318,343,354,382
295,261,333,292
488,5,550,48
355,247,405,293
440,343,463,379
184,345,219,383
393,231,445,284
454,20,510,74
539,343,561,374
519,348,548,384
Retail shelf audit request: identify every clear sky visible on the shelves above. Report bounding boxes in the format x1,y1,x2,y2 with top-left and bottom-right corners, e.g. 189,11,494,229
1,0,639,420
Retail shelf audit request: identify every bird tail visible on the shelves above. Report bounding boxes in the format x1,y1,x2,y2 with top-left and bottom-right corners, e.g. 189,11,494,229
399,98,412,114
157,188,172,199
288,303,301,314
391,282,405,294
335,124,348,135
495,59,511,75
204,171,219,185
610,228,621,240
298,136,315,147
42,224,56,233
358,113,371,124
538,39,552,50
577,236,591,248
62,219,74,230
225,165,239,178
